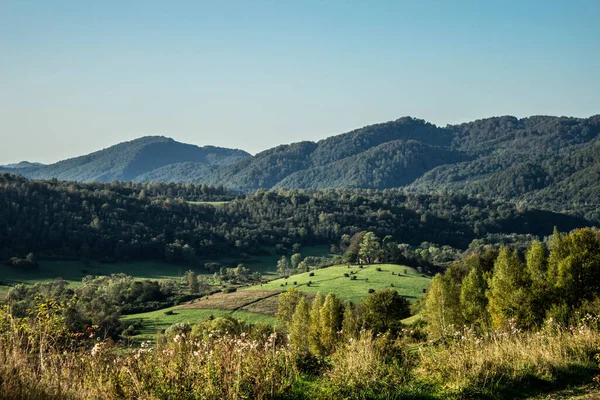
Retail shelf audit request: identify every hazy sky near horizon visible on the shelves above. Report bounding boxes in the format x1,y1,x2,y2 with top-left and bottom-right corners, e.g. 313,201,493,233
1,1,599,164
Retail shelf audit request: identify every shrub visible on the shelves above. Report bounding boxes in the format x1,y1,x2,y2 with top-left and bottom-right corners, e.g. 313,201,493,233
122,324,138,336
309,272,315,277
368,289,375,294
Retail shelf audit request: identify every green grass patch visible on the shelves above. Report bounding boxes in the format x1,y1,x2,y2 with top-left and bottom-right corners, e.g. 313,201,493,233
122,306,275,342
246,264,431,304
187,201,231,207
0,260,208,299
0,245,332,297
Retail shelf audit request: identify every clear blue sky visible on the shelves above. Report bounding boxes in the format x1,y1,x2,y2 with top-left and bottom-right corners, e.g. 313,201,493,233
1,0,598,164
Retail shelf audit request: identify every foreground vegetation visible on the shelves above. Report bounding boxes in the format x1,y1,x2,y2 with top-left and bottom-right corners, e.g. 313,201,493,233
0,291,598,400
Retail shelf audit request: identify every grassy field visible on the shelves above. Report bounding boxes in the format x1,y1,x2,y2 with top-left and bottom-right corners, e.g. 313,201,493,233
246,263,431,304
187,200,231,207
122,306,276,342
0,245,333,298
0,260,203,299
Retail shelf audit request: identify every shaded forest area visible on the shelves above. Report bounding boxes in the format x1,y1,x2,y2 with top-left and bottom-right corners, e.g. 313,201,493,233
0,173,592,265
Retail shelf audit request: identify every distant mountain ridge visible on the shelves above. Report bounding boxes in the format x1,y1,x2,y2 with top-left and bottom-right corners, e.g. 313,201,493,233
0,161,45,169
0,136,250,183
3,115,600,221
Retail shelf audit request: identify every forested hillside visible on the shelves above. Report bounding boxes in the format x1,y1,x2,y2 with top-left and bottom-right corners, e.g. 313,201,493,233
0,136,249,183
0,173,591,264
3,115,600,222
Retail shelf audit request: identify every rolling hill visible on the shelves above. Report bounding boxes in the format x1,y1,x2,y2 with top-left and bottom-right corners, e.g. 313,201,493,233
0,136,249,183
4,115,600,222
0,161,46,169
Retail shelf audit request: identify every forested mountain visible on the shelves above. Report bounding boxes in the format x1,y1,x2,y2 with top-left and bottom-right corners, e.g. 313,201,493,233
201,117,455,190
409,115,600,221
274,140,470,189
0,136,249,183
3,115,600,221
0,161,45,169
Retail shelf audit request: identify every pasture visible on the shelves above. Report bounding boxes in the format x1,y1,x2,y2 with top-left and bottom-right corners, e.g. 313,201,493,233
246,263,431,304
0,245,333,298
122,307,276,342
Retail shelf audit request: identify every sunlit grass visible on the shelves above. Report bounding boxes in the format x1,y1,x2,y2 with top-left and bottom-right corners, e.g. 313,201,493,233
247,263,431,304
121,307,276,342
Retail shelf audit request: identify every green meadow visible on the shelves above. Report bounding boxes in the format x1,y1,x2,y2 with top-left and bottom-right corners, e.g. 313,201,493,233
0,245,332,298
246,263,431,304
187,200,231,207
122,307,276,342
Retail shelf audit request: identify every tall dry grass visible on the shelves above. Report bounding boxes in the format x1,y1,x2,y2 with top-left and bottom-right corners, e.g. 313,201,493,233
416,317,600,397
0,303,598,400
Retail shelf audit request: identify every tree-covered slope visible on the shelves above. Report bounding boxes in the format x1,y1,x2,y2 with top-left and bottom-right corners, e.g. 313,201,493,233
275,140,470,189
0,161,45,169
407,115,600,219
3,115,599,219
1,136,249,183
200,117,452,190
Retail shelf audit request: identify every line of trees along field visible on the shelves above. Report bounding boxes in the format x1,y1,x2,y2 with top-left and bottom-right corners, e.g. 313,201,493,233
0,173,592,267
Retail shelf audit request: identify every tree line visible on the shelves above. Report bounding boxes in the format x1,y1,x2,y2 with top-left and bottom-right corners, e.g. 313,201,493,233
422,227,600,337
0,173,592,268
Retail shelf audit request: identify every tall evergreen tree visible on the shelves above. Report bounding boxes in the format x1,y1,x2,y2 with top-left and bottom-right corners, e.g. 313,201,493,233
460,265,490,330
341,301,360,340
422,273,463,338
276,288,304,332
289,296,310,353
320,293,343,353
487,247,531,329
309,293,325,356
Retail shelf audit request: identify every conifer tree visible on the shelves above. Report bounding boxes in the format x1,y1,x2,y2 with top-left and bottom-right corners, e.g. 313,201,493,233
309,293,325,356
487,247,530,329
460,265,490,329
320,293,343,353
422,273,463,338
525,240,550,325
276,288,304,332
289,296,310,353
341,301,360,340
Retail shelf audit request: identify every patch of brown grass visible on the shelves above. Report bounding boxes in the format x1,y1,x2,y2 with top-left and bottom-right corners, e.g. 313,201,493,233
179,290,281,311
240,292,316,316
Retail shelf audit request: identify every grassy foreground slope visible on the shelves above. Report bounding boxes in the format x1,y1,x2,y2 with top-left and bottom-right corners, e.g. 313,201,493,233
246,263,431,304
